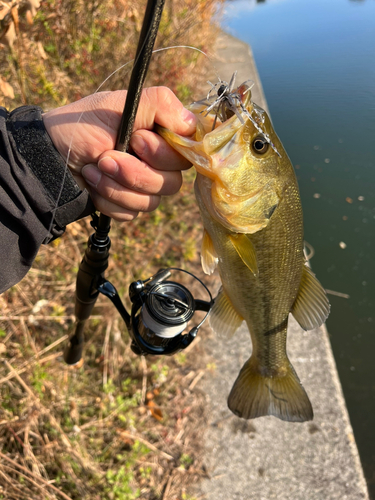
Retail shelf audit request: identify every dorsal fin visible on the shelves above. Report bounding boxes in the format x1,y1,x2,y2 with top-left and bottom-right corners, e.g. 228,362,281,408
209,288,244,338
291,265,330,330
201,230,218,275
228,233,258,277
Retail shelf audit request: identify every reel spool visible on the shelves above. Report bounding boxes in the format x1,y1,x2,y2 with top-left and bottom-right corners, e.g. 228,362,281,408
129,268,212,356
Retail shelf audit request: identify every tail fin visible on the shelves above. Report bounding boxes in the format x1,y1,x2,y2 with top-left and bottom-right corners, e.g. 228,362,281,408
227,357,313,422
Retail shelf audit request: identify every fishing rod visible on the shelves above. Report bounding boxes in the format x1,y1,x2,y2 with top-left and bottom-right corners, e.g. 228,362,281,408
64,0,213,364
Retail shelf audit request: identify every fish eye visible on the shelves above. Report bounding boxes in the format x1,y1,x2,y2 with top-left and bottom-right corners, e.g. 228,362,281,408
251,136,269,155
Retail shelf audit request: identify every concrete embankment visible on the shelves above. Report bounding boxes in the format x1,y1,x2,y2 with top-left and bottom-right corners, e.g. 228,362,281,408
193,31,370,500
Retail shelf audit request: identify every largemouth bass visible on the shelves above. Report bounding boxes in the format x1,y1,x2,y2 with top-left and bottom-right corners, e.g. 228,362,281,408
157,79,330,422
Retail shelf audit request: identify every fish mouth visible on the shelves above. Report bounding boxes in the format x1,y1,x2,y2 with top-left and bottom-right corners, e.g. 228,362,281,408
157,81,281,234
201,113,242,155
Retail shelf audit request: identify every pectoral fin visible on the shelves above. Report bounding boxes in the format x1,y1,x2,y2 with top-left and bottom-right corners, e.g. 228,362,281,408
291,265,330,330
201,230,218,275
209,288,244,338
228,234,258,277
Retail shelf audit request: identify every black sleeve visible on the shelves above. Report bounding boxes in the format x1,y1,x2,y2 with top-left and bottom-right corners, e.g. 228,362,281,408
0,105,95,294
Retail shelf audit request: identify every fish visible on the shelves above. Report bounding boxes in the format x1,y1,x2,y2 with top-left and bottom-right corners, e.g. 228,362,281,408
156,77,330,422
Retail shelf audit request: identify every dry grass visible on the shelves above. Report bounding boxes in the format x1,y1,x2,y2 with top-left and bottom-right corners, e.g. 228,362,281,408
0,0,224,498
0,0,223,109
0,173,220,499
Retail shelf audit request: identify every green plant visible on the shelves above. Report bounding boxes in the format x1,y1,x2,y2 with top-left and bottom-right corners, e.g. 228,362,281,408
180,453,194,469
105,466,140,500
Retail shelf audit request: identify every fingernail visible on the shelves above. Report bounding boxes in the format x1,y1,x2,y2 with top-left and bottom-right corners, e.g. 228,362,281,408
82,164,102,187
98,156,118,176
181,107,196,126
130,134,146,156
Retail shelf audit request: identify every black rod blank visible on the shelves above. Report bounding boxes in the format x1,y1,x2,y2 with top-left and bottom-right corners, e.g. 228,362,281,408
97,0,166,243
116,0,166,153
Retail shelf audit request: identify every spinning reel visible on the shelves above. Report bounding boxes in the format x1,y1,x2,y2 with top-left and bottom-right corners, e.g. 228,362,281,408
63,216,213,364
128,268,212,356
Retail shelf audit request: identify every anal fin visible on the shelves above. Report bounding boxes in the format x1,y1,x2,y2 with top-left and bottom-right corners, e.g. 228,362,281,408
228,233,258,277
291,265,330,331
209,287,244,338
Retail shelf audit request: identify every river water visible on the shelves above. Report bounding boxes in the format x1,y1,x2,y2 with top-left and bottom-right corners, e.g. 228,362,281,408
221,0,375,495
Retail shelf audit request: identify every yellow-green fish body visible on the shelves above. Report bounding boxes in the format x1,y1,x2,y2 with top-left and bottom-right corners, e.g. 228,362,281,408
157,83,330,422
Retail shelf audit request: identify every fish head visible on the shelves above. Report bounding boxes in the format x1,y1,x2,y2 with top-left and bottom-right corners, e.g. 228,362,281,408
157,83,296,234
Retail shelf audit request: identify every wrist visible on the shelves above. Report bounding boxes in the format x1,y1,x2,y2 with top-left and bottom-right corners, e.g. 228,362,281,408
7,105,94,226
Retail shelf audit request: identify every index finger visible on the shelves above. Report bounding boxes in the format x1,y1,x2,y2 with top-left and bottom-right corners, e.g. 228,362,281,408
98,87,197,138
135,86,197,135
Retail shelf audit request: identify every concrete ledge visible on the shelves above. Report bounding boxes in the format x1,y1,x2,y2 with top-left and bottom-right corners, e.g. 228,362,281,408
194,31,370,500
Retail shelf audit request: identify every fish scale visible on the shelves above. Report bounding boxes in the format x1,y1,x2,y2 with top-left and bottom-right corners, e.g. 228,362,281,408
157,81,330,422
197,177,302,349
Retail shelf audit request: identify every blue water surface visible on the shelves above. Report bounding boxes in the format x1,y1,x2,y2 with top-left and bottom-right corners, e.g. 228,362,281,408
222,0,375,494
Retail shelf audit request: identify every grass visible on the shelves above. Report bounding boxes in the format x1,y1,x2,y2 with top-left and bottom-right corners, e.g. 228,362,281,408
0,173,217,499
0,0,223,109
0,1,225,498
0,178,220,500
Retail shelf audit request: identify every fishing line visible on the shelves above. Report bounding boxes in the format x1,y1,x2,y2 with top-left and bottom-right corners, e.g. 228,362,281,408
303,240,315,261
303,242,349,298
47,44,219,239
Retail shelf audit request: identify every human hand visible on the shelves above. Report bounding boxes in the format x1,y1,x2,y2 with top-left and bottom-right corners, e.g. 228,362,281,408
43,87,197,221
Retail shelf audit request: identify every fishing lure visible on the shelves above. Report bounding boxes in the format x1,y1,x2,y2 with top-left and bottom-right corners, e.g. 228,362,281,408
195,71,281,157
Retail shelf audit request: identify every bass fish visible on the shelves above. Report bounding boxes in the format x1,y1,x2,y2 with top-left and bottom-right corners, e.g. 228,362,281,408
157,77,330,422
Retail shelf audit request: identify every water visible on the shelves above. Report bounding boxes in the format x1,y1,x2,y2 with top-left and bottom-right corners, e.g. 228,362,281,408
222,0,375,495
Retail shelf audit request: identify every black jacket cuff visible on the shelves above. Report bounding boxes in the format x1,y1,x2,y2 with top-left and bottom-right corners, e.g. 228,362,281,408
7,105,95,241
